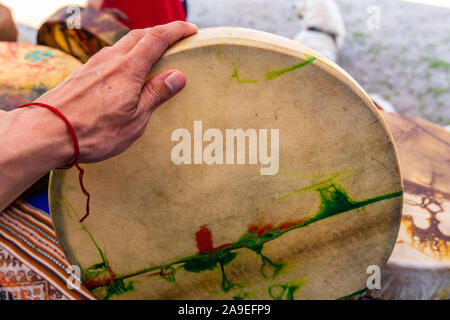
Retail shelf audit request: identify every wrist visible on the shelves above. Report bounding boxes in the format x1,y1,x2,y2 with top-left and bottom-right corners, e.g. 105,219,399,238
12,106,75,169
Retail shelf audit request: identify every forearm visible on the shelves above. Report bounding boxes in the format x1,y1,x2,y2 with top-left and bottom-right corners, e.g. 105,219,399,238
0,22,196,212
0,107,73,211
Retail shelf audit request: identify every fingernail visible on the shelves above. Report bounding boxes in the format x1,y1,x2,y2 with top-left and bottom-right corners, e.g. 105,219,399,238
165,72,185,93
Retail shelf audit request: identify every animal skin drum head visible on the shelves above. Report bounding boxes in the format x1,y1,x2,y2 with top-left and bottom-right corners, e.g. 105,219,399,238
38,6,129,63
49,27,403,300
367,112,450,300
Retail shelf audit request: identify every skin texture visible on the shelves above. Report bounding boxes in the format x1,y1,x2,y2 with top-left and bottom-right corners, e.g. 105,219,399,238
0,21,198,212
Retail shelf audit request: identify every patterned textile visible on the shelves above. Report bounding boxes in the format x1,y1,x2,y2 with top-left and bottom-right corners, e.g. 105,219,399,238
0,200,96,300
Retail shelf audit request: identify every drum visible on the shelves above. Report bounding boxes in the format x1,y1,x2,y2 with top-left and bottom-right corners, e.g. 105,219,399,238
38,6,129,63
0,42,81,196
366,112,450,300
49,27,403,300
0,4,17,42
0,42,81,111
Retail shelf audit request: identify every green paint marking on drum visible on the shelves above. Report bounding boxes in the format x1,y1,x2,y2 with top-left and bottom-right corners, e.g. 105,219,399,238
160,266,178,283
104,279,134,300
268,281,303,300
54,193,135,299
57,195,108,269
97,178,402,297
182,250,238,292
233,291,252,300
337,287,367,300
304,53,316,60
231,62,258,83
53,197,71,220
57,172,400,296
279,168,354,179
246,244,285,279
312,185,403,224
81,223,108,277
58,194,107,272
219,258,238,292
216,48,224,64
265,56,316,80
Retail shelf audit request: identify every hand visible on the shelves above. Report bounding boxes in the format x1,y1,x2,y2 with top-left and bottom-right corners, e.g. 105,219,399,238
36,21,198,164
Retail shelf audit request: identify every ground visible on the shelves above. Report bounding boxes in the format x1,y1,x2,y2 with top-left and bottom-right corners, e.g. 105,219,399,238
187,0,450,126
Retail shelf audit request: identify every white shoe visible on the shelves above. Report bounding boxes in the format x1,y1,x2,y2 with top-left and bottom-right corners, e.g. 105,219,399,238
294,0,346,62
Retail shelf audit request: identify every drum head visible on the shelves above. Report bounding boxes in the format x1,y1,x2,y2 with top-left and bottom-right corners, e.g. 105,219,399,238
49,27,403,300
367,112,450,300
0,42,81,111
38,6,129,63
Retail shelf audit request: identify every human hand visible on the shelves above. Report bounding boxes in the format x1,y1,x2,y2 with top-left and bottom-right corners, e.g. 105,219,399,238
35,21,197,165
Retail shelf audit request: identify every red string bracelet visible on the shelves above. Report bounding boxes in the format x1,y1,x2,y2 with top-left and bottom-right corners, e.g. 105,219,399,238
16,102,90,223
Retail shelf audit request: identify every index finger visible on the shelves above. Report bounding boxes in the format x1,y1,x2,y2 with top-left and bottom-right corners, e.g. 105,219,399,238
127,21,198,77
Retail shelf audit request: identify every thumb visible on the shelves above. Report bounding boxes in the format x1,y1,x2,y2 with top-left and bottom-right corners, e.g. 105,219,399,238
138,70,186,113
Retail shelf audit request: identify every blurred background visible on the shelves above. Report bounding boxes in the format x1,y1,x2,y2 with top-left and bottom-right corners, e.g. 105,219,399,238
2,0,449,126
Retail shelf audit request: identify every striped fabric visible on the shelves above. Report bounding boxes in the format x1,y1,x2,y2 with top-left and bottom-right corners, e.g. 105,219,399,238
0,200,96,300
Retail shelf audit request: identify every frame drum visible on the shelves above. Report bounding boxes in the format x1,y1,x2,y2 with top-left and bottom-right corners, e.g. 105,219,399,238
49,28,403,300
38,6,129,63
0,42,81,111
366,112,450,300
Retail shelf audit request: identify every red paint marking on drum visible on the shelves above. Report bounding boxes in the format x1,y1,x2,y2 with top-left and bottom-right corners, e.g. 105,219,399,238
195,225,214,253
83,265,117,289
248,224,273,236
146,269,174,278
195,225,231,254
248,219,306,235
276,219,305,231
